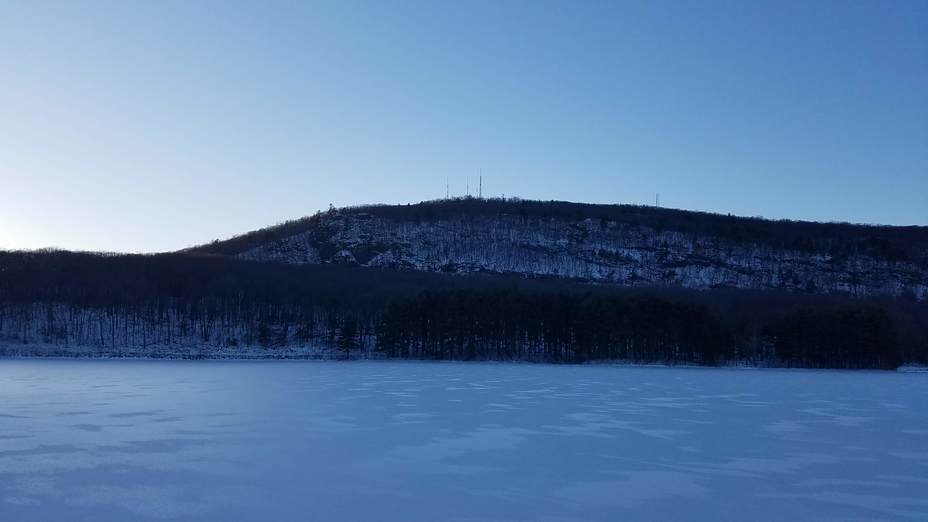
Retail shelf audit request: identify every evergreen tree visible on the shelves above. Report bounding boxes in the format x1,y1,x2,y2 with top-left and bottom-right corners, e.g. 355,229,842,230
337,316,360,359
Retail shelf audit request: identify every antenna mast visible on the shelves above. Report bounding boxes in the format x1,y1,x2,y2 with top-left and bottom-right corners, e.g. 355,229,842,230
479,169,482,199
656,193,660,207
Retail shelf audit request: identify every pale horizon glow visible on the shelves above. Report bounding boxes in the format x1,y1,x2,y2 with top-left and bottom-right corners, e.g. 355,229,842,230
1,1,926,253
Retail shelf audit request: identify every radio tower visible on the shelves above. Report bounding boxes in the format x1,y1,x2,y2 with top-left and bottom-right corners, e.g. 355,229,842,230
479,169,482,199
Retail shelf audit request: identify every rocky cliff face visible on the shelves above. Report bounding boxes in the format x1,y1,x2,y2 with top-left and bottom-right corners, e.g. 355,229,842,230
229,205,928,300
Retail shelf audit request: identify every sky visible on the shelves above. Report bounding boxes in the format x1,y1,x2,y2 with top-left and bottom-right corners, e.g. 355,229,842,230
1,0,926,253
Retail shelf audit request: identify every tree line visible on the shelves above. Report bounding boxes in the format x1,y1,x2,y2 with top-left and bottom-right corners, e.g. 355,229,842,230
377,291,727,365
0,249,923,368
376,289,903,369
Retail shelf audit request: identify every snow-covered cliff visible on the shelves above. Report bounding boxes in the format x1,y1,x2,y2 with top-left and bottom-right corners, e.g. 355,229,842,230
212,201,928,300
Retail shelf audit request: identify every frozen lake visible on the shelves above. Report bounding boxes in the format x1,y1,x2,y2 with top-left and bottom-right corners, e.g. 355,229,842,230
1,360,926,521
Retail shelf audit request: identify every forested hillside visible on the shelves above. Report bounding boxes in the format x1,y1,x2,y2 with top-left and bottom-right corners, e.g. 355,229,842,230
189,198,928,300
1,250,924,368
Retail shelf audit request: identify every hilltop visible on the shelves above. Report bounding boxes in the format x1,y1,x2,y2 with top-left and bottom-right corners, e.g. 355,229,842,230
188,198,928,300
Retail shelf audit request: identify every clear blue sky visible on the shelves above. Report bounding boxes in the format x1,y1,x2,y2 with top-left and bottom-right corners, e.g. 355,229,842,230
1,0,926,252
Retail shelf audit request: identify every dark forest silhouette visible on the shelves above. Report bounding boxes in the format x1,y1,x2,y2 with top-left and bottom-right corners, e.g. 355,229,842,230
1,250,923,368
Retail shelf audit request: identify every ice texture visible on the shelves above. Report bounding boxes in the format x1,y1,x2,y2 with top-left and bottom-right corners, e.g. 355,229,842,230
1,360,926,521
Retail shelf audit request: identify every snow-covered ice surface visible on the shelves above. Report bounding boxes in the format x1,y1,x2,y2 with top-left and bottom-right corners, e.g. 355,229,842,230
1,360,926,521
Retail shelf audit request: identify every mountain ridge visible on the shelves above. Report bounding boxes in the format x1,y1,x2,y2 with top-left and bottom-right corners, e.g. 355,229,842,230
188,198,928,300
